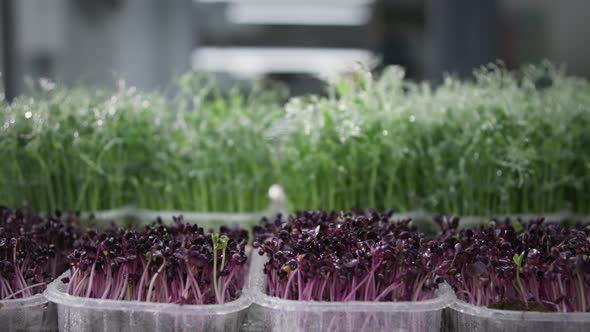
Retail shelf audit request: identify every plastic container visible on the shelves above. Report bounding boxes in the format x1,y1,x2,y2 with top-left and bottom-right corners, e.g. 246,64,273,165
40,185,286,332
248,254,453,332
44,272,251,332
444,297,590,332
0,293,57,332
83,184,289,226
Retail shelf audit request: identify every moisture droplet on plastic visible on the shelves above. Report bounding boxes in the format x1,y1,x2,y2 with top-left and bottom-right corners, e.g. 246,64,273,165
39,78,55,91
97,120,103,126
497,170,503,177
268,184,284,201
382,130,388,136
25,111,32,119
409,115,416,122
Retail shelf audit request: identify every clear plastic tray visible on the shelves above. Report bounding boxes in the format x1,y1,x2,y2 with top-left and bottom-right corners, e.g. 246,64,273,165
444,296,590,332
0,293,57,332
248,254,453,332
44,272,251,332
80,184,289,226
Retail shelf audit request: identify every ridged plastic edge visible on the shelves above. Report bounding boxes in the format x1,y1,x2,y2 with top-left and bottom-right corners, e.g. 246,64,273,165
44,270,252,316
248,253,453,313
0,293,48,309
449,293,590,322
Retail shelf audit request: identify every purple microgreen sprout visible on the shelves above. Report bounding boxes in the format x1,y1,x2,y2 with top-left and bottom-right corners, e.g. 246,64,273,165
575,255,588,312
0,206,80,300
65,217,248,305
436,216,590,312
254,210,441,302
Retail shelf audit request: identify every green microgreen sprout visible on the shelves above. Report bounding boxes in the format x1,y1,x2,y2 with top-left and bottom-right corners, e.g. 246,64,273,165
513,251,528,307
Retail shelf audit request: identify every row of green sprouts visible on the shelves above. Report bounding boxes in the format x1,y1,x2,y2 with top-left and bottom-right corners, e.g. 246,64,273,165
2,64,589,215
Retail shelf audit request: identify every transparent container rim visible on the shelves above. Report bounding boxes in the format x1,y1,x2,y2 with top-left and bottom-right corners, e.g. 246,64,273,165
44,271,251,315
0,292,48,309
248,254,453,313
450,297,590,322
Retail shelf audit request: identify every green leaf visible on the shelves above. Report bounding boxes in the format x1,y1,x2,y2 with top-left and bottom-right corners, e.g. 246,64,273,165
513,252,525,267
220,235,229,247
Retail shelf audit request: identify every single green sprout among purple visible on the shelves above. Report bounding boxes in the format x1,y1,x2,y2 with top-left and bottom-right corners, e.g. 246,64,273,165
435,216,590,312
65,217,249,304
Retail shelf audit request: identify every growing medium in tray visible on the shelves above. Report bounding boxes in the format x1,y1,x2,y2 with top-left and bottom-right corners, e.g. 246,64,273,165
0,206,80,299
253,210,444,302
65,217,249,304
435,216,590,312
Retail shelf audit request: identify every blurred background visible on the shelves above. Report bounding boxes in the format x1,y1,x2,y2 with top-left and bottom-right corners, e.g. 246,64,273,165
1,0,589,100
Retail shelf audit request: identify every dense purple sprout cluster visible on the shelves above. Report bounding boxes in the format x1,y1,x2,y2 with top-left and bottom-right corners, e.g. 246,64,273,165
434,216,590,312
0,206,80,299
66,217,248,304
253,210,443,302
